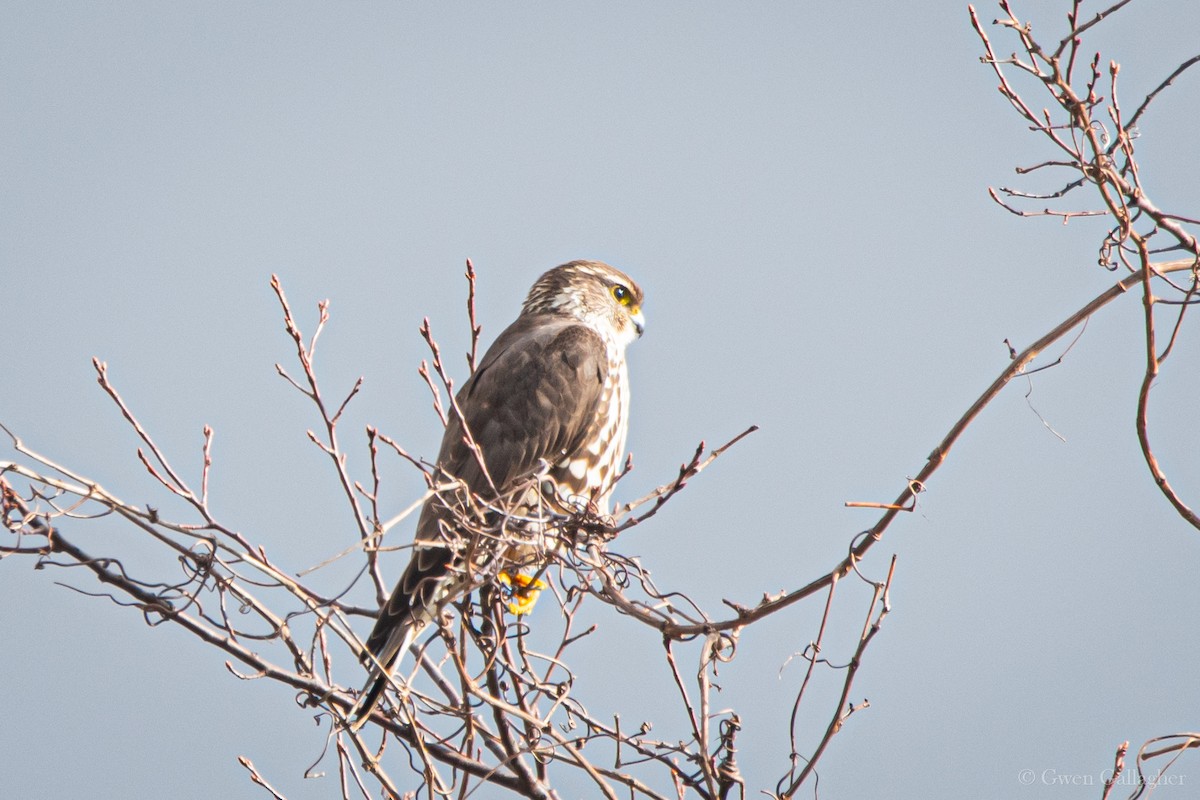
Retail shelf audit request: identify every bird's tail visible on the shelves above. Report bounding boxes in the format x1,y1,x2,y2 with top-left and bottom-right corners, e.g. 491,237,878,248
347,671,390,732
347,543,454,731
346,624,417,732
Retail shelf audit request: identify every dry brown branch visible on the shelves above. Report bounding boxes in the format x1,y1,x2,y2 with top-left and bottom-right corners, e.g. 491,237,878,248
1124,734,1200,799
464,258,483,373
972,1,1200,791
3,239,1194,797
1101,740,1129,800
775,557,895,799
270,274,384,600
238,756,291,800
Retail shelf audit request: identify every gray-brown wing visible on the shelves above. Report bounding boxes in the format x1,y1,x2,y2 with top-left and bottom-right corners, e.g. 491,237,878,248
360,315,607,668
442,315,609,493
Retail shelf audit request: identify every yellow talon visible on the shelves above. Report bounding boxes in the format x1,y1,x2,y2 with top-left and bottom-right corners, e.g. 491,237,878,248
497,571,548,615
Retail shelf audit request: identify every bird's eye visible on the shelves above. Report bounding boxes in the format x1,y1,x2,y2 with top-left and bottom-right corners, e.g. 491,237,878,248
612,285,631,306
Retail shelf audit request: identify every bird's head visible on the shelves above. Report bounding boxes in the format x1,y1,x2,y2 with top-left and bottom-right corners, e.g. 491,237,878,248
523,260,645,346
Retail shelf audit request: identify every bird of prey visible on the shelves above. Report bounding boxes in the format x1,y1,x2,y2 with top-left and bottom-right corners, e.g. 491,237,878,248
348,260,645,730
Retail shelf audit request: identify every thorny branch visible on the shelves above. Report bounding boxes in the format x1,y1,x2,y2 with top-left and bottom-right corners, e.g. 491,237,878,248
5,3,1200,797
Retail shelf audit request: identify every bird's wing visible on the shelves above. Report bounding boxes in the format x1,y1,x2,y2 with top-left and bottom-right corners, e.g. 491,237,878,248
360,315,607,669
444,314,608,492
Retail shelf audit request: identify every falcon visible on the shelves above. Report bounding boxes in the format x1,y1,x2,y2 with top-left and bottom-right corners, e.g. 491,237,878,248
348,260,645,730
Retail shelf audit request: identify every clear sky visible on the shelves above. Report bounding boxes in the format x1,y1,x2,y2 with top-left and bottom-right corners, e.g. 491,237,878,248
4,2,1199,798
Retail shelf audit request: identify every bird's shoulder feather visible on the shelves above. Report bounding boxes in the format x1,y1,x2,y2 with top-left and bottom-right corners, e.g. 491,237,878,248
441,314,608,492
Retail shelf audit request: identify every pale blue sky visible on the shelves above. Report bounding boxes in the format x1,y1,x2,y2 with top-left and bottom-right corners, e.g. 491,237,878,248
4,2,1199,798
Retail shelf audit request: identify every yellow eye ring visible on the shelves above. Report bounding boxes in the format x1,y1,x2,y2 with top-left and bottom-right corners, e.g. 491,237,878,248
612,284,632,306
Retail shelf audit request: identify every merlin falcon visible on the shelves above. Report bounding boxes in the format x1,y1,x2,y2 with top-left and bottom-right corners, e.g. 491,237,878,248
348,260,645,730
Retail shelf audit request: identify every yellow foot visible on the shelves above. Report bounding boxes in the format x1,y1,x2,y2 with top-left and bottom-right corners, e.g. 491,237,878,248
497,571,548,615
